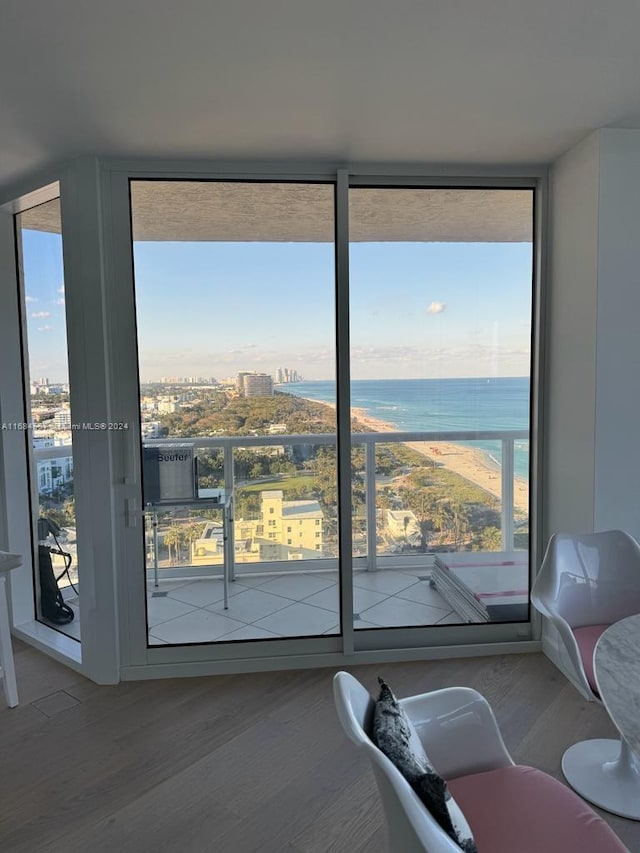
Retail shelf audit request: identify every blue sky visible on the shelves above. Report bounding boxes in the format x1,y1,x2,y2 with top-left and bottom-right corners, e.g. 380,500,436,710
21,230,532,383
21,229,67,384
134,239,532,381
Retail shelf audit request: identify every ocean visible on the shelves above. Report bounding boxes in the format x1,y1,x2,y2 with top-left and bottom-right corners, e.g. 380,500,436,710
284,377,531,480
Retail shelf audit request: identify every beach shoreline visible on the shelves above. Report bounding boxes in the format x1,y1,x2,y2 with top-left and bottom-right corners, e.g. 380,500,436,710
305,397,529,514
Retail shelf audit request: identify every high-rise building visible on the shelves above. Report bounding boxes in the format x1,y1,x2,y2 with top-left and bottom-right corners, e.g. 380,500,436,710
236,371,252,394
243,373,274,397
273,367,301,385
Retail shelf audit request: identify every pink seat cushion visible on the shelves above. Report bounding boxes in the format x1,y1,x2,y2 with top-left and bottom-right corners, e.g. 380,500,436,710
573,623,609,696
448,765,627,852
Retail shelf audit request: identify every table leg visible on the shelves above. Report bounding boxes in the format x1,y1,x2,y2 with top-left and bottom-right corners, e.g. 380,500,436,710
562,736,640,819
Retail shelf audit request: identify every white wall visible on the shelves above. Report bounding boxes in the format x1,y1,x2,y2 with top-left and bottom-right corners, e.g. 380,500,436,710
545,132,599,536
593,130,640,534
546,128,640,540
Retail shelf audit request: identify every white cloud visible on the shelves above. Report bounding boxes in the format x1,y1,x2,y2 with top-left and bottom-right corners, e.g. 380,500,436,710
427,301,446,315
25,295,37,303
37,325,53,332
54,298,65,306
31,311,51,319
58,285,65,294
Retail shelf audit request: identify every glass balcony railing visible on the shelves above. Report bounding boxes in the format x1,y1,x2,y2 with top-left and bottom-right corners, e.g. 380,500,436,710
140,429,528,580
35,429,530,641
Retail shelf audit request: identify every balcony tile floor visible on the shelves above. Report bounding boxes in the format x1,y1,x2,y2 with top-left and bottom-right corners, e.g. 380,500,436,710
146,568,457,645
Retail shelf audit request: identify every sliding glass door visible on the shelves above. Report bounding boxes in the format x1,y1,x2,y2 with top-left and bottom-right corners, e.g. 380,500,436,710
348,187,533,628
120,172,537,661
129,180,340,645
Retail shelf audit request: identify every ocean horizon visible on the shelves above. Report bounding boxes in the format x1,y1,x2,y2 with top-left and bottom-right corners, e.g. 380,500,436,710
283,377,530,481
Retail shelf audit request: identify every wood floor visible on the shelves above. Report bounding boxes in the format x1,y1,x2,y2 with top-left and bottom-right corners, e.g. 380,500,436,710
1,640,638,853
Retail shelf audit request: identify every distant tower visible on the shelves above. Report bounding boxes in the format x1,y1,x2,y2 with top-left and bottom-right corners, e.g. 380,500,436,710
236,371,252,395
243,373,274,397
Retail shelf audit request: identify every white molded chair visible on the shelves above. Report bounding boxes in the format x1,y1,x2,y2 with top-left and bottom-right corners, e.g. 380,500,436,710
333,671,629,852
333,671,512,853
531,529,640,817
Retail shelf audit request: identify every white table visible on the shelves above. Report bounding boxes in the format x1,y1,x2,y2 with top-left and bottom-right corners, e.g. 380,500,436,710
562,614,640,820
0,551,22,707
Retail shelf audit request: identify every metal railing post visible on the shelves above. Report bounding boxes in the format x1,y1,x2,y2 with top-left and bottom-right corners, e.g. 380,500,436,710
223,444,235,581
365,438,377,571
501,438,515,550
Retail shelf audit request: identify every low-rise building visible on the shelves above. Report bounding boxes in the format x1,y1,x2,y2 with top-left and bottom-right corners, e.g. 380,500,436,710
191,489,324,564
386,509,419,539
33,436,74,495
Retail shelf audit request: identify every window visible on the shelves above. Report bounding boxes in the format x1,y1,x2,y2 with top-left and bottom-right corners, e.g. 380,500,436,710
15,196,80,639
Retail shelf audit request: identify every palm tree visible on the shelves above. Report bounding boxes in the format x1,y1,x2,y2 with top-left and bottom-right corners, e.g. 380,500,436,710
184,521,206,561
480,525,502,551
439,500,470,548
377,489,393,510
163,525,182,565
401,488,437,552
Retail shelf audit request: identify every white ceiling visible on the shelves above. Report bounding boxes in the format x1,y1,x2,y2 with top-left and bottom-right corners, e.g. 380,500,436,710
2,0,640,193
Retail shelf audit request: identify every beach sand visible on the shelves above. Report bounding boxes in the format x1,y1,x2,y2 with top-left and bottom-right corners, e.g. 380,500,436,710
307,398,529,514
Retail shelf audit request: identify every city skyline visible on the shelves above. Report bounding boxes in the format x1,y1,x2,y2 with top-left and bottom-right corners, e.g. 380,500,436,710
21,229,532,384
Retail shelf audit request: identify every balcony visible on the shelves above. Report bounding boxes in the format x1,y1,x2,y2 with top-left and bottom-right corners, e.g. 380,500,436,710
34,427,529,644
141,428,529,644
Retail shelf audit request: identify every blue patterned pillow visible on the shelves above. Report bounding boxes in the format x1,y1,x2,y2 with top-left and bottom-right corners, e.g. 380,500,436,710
371,677,477,853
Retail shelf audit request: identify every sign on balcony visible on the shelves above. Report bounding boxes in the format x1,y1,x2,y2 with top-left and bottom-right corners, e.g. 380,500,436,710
142,444,196,503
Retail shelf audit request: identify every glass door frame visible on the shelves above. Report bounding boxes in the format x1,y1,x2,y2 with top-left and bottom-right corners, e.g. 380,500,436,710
104,162,545,678
0,157,546,683
0,164,122,681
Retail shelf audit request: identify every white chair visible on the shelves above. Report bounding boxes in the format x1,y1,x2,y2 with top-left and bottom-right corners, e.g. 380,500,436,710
531,530,640,815
333,671,627,853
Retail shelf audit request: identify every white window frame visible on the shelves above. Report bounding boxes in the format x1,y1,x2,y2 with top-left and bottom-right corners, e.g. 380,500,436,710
0,157,546,683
